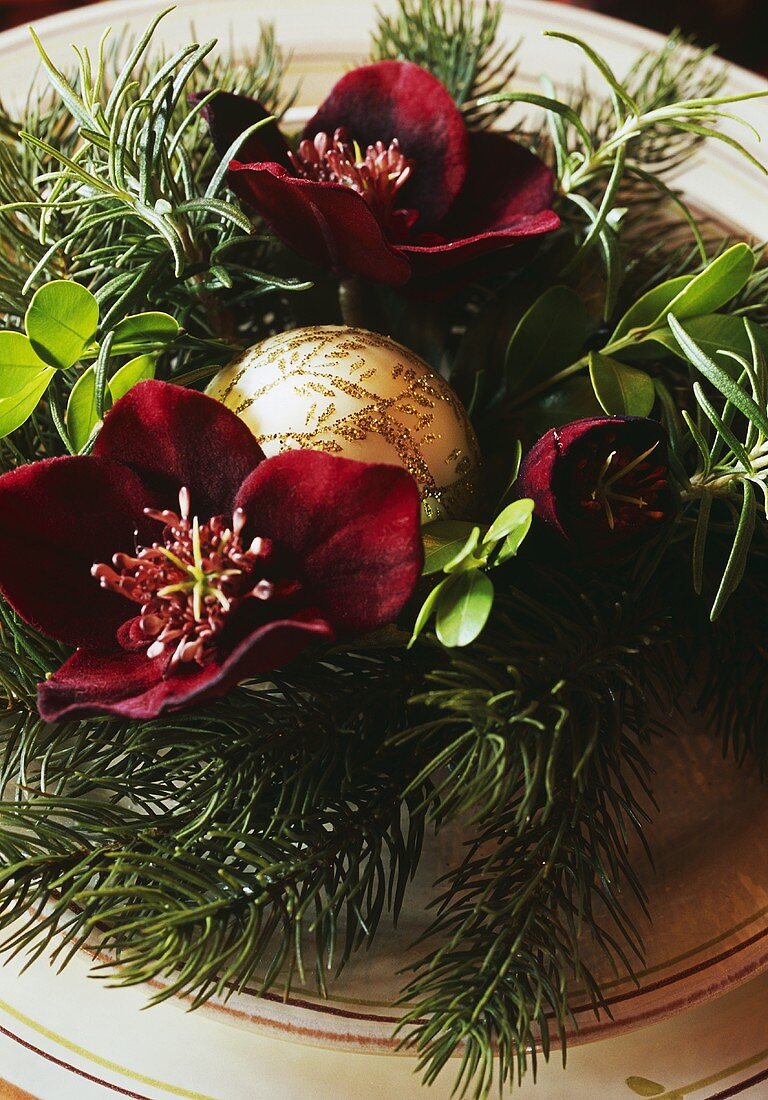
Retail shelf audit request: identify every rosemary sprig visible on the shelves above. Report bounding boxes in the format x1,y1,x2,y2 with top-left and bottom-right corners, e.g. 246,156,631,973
0,14,305,346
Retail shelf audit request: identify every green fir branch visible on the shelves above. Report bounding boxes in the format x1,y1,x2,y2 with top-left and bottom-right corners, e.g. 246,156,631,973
371,0,518,127
0,643,435,999
395,576,669,826
393,580,673,1097
692,545,768,770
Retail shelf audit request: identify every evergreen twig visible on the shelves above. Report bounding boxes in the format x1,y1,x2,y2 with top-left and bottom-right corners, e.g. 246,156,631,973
389,580,672,1096
371,0,518,128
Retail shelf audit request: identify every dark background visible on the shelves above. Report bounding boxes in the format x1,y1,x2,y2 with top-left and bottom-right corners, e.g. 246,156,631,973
0,0,766,71
560,0,768,71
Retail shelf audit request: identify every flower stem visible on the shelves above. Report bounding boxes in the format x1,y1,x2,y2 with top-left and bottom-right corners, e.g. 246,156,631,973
338,277,367,328
508,356,589,409
172,364,223,388
507,334,638,409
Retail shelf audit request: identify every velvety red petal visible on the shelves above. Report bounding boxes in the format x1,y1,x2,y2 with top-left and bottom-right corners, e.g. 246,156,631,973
234,451,423,634
398,134,560,275
0,456,157,647
94,380,266,519
191,90,292,168
38,613,335,721
397,211,560,275
228,162,411,284
519,417,623,531
449,133,558,229
303,61,469,228
516,424,567,539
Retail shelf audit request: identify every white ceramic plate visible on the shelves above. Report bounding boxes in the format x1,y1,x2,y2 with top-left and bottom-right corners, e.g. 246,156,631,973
1,1,768,1093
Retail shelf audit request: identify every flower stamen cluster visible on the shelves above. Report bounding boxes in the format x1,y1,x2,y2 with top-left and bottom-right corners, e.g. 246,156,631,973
289,127,416,230
92,487,278,672
587,441,668,530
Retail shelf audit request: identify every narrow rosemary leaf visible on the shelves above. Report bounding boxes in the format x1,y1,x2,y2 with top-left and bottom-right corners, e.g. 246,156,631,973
624,164,707,263
479,90,594,153
566,143,627,268
711,481,757,619
692,381,753,471
672,120,768,175
669,315,768,440
543,31,639,119
681,409,712,474
567,192,624,318
692,491,712,594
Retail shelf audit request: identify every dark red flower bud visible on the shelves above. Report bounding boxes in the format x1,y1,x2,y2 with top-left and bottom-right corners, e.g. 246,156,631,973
517,416,675,558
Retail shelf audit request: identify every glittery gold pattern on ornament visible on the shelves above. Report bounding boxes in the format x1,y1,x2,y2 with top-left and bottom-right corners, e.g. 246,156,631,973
207,326,480,519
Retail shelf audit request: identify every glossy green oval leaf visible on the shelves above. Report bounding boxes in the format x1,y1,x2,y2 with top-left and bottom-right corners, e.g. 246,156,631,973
0,366,55,437
0,359,53,400
422,521,478,576
589,350,655,416
0,330,50,373
610,273,694,341
444,526,483,573
25,280,99,370
107,353,157,404
66,366,101,452
484,498,534,546
524,376,605,438
490,501,535,564
435,570,494,648
663,243,754,324
408,576,451,647
645,312,768,371
110,311,179,353
497,524,533,565
506,285,588,394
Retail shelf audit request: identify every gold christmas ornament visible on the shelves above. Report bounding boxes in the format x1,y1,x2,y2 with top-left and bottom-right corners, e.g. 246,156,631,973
207,325,480,519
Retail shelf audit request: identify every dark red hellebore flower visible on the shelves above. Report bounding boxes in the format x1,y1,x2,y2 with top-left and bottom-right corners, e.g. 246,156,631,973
0,381,423,721
517,416,675,557
197,61,560,285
